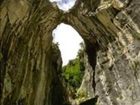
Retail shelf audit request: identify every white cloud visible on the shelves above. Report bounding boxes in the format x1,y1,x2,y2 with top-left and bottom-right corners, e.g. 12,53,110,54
50,0,76,11
53,23,83,66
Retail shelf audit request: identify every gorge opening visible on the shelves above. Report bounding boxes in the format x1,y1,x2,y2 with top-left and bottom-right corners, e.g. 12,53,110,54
52,23,85,102
49,0,77,11
52,23,84,66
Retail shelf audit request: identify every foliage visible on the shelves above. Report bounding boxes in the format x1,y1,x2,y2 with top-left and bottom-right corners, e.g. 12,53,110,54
61,43,85,99
62,58,84,88
76,90,88,99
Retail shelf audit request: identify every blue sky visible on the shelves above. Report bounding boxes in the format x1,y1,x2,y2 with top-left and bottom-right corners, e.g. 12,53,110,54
50,0,76,11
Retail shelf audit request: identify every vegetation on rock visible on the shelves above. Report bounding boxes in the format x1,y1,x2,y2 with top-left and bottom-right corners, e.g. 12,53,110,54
61,43,86,100
1,0,140,105
62,58,84,90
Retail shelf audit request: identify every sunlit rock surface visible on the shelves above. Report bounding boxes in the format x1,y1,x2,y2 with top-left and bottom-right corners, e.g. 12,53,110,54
0,0,140,105
77,53,94,99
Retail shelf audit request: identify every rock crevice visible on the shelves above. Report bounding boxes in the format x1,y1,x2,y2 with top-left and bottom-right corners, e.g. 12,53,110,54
0,0,140,105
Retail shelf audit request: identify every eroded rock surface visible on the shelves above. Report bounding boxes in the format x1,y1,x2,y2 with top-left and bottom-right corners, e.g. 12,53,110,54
0,0,140,105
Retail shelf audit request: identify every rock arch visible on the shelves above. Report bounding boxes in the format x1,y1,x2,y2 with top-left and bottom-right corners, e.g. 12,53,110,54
0,0,140,105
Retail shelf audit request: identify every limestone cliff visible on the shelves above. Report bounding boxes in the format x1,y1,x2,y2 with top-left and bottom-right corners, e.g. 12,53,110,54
0,1,66,105
0,0,140,105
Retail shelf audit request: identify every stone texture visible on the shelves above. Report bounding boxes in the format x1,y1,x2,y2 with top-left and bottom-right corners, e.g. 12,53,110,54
77,53,94,99
0,0,140,105
0,1,65,105
64,0,140,105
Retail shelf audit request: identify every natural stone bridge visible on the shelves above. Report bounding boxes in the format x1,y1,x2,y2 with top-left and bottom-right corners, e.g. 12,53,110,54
0,0,140,105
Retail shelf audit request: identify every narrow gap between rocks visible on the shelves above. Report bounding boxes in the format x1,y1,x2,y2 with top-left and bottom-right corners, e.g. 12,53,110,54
52,23,85,104
52,23,98,105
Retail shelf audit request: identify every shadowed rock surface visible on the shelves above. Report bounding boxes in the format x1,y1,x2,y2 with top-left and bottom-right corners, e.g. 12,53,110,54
79,96,98,105
0,0,140,105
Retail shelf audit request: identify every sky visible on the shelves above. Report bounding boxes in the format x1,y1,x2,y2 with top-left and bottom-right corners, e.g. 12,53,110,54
50,0,83,66
49,0,76,11
53,23,83,66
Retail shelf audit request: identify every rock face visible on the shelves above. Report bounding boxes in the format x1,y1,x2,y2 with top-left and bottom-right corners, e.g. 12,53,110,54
0,0,140,105
77,53,95,99
79,96,98,105
0,1,66,105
